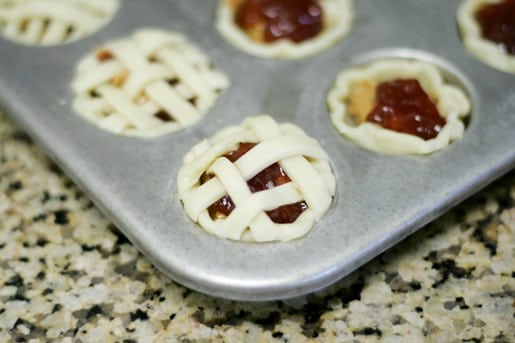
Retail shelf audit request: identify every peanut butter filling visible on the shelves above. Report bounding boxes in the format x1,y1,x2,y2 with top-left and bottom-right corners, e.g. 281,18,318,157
347,80,376,124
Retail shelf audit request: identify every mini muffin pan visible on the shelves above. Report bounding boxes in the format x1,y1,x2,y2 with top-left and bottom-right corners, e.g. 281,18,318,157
0,0,513,301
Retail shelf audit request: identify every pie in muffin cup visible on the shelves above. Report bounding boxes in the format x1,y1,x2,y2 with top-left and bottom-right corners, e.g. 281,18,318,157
72,28,229,137
215,0,353,59
327,59,471,155
0,0,119,46
177,115,336,242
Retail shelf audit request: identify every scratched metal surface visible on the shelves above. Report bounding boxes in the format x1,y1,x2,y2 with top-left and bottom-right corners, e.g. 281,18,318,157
0,0,513,301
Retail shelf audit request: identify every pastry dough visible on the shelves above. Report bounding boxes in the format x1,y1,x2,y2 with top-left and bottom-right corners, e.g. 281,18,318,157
0,0,119,45
457,0,515,74
72,28,229,137
177,115,336,242
327,59,471,155
216,0,353,59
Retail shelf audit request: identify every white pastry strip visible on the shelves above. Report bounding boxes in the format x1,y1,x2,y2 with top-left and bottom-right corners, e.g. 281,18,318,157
327,59,471,155
108,40,150,73
145,82,200,126
21,16,42,43
248,209,314,243
220,184,304,240
280,156,332,221
216,0,354,59
179,130,258,191
73,61,125,95
96,85,161,130
178,115,336,242
0,0,119,45
99,114,126,134
72,28,229,137
457,0,515,74
122,64,172,98
234,136,328,179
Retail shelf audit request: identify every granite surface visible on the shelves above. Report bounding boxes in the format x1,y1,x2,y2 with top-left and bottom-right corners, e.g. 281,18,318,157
0,111,514,342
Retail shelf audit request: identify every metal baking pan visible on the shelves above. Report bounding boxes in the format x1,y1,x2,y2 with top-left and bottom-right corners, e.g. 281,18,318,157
0,0,514,301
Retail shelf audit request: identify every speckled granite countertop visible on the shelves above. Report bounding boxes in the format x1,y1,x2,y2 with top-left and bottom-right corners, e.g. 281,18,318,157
0,111,514,342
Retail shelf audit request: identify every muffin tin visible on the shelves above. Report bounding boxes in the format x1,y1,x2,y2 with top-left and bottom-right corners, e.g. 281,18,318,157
0,0,513,301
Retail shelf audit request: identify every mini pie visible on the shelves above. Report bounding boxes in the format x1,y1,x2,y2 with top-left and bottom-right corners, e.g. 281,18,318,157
216,0,354,59
327,59,471,155
72,28,229,137
177,115,336,242
0,0,119,46
457,0,515,74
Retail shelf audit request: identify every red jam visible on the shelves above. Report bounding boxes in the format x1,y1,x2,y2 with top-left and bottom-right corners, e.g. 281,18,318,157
365,79,446,140
235,0,323,43
207,142,307,224
476,0,515,55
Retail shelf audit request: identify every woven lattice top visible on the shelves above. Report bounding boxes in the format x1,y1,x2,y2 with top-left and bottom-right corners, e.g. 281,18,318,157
178,115,336,242
72,28,229,137
0,0,119,45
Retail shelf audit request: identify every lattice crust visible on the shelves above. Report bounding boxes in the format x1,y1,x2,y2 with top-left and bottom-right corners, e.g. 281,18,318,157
457,0,515,74
216,0,353,59
0,0,119,45
327,59,471,155
72,28,230,137
178,115,336,242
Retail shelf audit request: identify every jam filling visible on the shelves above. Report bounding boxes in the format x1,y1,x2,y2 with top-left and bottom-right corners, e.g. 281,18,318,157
96,50,114,62
365,79,446,140
235,0,323,43
207,142,307,224
476,0,515,55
